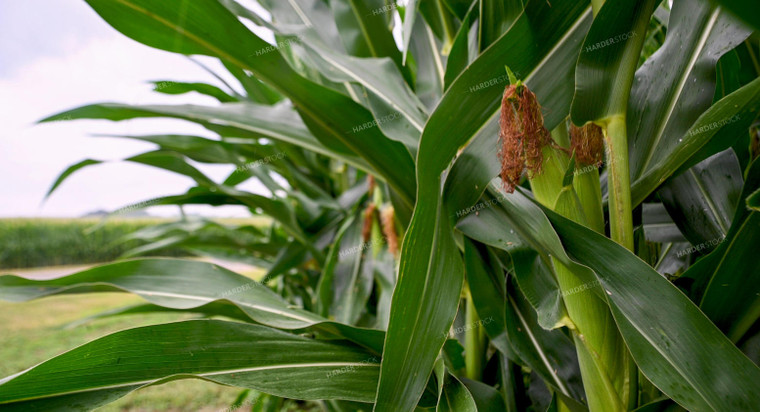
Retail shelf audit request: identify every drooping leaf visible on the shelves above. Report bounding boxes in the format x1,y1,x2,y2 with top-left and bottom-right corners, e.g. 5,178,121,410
82,0,416,206
488,185,760,411
99,133,251,165
0,259,384,353
253,0,343,50
293,39,427,134
0,320,380,410
43,152,323,257
150,80,237,102
40,102,370,171
226,2,426,139
44,159,102,199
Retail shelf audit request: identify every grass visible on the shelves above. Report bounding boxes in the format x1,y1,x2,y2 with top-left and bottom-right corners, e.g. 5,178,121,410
0,293,246,411
0,264,321,411
0,216,303,410
0,283,323,411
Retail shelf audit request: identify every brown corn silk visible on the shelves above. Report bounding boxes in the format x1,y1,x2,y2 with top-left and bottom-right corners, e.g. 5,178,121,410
380,206,399,258
570,123,604,166
498,84,551,193
362,203,376,243
367,175,376,195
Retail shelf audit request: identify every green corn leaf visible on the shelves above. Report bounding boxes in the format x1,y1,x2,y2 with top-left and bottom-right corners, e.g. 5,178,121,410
327,0,410,81
0,259,384,353
657,149,742,250
149,80,237,102
433,360,477,412
40,102,373,174
627,0,752,200
227,1,426,138
711,0,760,32
490,185,760,411
682,157,760,343
408,13,446,108
630,76,760,206
571,0,656,124
376,1,592,410
98,133,253,165
317,211,374,325
402,0,420,64
44,159,102,199
443,5,478,90
748,188,760,211
478,0,523,52
82,0,416,206
0,320,380,410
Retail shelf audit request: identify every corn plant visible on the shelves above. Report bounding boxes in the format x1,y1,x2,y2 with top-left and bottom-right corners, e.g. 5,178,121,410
2,0,760,410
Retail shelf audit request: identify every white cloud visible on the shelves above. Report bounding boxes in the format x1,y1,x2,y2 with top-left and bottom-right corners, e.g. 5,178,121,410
0,2,274,218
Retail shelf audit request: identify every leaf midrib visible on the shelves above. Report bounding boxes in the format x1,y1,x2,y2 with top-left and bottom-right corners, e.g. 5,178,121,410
688,168,729,234
347,0,378,57
699,213,754,307
509,297,571,396
637,7,721,175
2,362,379,404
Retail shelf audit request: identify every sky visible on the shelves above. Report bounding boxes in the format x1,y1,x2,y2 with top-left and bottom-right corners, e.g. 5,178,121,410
0,1,272,218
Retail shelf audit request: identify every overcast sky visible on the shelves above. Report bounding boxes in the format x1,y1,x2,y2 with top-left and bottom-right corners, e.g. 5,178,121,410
0,1,272,218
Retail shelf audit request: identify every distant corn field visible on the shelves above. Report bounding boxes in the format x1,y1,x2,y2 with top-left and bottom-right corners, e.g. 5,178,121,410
0,219,188,269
